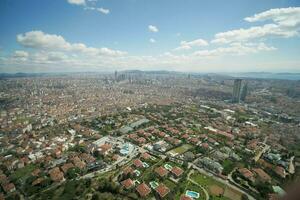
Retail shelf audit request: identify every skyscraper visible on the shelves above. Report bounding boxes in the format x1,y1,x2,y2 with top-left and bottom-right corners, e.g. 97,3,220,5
241,82,248,102
114,70,118,81
232,79,242,103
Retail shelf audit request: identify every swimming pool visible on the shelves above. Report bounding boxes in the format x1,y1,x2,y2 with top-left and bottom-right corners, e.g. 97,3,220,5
186,190,200,199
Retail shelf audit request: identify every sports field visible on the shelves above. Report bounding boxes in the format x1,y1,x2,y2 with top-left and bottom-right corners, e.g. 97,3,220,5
169,144,193,155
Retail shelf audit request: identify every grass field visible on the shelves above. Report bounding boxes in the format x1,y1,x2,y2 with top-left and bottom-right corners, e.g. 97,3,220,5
191,172,242,200
10,164,37,182
169,144,193,155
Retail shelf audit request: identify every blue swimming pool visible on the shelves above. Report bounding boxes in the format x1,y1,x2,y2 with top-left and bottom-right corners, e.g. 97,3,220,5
186,190,200,199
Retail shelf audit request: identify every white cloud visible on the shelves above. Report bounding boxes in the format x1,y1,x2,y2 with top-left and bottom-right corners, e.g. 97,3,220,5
17,31,71,50
17,31,126,57
68,0,110,15
97,7,110,14
11,50,29,62
149,38,156,43
244,7,300,27
193,42,276,57
13,50,29,58
212,7,300,44
67,0,85,6
174,38,208,51
148,25,159,33
8,31,277,72
4,6,299,73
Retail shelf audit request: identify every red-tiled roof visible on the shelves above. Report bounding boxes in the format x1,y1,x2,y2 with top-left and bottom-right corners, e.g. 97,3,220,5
123,166,134,175
137,137,146,144
155,183,170,198
99,143,112,152
171,166,184,177
72,156,86,169
61,163,74,173
121,178,134,189
133,159,143,168
32,177,44,186
238,168,254,179
202,143,209,148
49,167,64,182
141,152,151,160
136,183,151,197
155,166,168,177
274,166,286,178
1,182,15,193
31,168,41,177
252,168,271,182
180,195,193,200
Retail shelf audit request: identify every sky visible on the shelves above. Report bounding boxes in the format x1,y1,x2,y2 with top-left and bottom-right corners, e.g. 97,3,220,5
0,0,300,73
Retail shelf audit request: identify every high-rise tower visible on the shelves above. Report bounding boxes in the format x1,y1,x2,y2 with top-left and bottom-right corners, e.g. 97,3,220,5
232,79,242,103
114,70,118,81
240,82,248,102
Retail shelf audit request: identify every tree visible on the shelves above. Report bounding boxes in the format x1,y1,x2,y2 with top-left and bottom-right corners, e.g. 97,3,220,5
255,181,272,198
241,194,249,200
66,167,81,179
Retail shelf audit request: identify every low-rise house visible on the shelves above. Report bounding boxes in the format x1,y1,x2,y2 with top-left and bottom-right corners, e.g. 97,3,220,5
31,168,41,177
98,143,112,155
274,166,286,178
137,137,146,144
1,182,15,193
133,159,143,168
180,195,193,200
155,166,169,177
252,168,272,183
141,152,151,160
238,168,255,182
61,163,74,174
171,166,184,178
49,167,64,182
32,177,44,186
71,157,86,169
155,183,170,198
123,166,134,176
136,183,151,197
80,153,95,164
121,178,134,190
0,174,8,184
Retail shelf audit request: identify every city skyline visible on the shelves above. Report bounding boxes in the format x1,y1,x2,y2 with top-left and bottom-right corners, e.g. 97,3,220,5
1,0,300,73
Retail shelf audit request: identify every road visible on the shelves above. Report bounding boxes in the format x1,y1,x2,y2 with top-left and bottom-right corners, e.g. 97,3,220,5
187,169,210,200
254,136,270,162
289,156,295,174
228,168,258,196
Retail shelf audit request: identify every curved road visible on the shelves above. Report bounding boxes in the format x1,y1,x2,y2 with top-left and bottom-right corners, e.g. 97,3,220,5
187,170,210,200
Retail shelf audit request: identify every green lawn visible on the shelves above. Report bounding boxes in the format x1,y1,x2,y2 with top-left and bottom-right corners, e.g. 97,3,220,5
169,144,193,155
191,172,241,200
10,164,37,182
192,173,224,188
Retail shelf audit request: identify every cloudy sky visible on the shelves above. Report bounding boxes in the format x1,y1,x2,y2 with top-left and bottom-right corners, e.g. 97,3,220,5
0,0,300,73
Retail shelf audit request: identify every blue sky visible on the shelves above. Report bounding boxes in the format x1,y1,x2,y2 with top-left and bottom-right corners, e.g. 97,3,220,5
0,0,300,73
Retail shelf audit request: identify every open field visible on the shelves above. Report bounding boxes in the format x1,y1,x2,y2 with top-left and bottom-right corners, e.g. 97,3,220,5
191,172,242,200
169,144,193,155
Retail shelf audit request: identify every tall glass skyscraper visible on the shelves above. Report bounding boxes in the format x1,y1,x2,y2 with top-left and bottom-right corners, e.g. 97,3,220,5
232,79,242,103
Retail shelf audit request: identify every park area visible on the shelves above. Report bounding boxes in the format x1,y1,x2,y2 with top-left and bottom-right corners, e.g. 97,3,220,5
168,144,193,155
191,172,243,200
